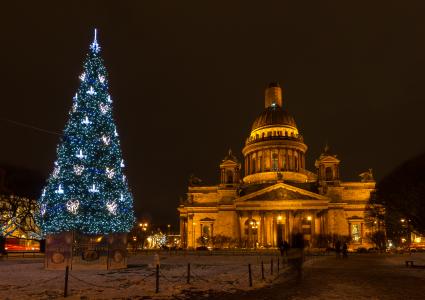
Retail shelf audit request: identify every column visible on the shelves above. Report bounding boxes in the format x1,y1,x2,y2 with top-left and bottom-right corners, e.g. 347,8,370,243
260,213,265,246
288,211,294,245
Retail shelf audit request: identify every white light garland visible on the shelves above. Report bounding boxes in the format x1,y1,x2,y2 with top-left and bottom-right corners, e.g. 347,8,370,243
101,135,110,145
79,72,86,81
72,102,78,113
106,167,115,179
120,193,124,201
107,95,112,103
99,103,109,114
89,184,99,193
66,199,79,214
73,165,84,175
86,86,97,95
41,188,46,197
120,159,125,168
122,175,126,183
114,129,118,137
106,200,118,215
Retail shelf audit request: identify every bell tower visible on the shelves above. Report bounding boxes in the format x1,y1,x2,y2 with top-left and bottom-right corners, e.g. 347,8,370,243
220,149,241,187
315,144,341,186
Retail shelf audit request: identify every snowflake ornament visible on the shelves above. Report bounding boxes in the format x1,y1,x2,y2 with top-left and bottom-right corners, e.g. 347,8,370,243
101,135,110,145
40,204,47,216
52,166,60,179
79,72,86,81
66,200,79,214
106,167,115,179
98,75,105,83
73,165,84,175
99,103,109,114
106,200,118,215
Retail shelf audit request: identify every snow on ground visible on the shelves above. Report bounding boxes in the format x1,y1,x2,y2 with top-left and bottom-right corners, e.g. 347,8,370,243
0,252,293,299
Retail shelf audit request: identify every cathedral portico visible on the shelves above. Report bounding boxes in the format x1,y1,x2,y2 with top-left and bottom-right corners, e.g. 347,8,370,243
178,82,379,250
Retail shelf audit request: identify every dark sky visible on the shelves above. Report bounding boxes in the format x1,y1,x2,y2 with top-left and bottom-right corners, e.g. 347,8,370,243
1,1,425,227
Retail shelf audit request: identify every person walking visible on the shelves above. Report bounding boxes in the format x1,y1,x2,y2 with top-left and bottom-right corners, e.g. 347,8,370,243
278,240,285,256
290,233,305,280
335,240,341,258
283,240,290,257
342,242,348,259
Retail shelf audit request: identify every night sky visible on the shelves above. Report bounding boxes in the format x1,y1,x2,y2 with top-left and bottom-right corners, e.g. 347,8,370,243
1,1,425,227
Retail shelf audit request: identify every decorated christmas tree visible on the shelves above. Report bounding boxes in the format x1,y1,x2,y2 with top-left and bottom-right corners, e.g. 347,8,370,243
38,30,134,235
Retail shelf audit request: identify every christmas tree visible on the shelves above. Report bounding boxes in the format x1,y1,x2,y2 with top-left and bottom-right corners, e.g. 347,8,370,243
38,30,134,235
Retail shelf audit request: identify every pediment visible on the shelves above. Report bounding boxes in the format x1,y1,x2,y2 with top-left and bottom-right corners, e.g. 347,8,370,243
318,155,340,164
237,182,328,202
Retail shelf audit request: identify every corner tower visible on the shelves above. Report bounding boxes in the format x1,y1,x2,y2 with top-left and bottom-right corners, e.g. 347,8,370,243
242,82,308,184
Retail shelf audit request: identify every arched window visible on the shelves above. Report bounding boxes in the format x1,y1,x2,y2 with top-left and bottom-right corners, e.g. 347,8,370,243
272,152,279,171
226,170,233,184
325,167,333,181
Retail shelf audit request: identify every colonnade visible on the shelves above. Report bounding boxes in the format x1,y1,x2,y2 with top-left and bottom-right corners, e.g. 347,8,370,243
244,148,305,175
238,210,323,248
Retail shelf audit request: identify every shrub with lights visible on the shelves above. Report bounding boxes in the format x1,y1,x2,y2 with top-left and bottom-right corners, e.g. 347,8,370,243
38,30,134,236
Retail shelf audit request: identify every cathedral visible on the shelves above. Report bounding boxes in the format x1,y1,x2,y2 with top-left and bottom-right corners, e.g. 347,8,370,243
178,82,378,249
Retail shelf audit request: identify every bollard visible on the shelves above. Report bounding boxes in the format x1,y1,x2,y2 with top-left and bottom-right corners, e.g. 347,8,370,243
156,264,159,293
187,263,191,284
248,264,252,287
261,261,264,280
277,257,280,273
271,259,273,276
64,266,69,297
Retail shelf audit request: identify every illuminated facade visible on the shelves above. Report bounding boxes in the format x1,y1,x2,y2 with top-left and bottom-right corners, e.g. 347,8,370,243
178,82,378,249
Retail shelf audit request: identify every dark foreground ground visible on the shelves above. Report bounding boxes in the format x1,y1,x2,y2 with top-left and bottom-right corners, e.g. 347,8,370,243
200,254,425,300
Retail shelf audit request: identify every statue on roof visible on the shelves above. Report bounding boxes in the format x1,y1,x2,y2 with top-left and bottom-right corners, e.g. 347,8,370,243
188,174,203,186
359,168,374,182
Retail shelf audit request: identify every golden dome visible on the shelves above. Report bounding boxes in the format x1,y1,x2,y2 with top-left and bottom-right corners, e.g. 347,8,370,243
251,105,297,131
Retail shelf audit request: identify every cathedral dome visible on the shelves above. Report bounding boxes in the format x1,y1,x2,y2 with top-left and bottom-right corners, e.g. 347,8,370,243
251,105,297,131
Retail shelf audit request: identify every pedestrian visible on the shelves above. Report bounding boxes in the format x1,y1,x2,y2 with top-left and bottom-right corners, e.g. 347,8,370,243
290,233,305,280
342,242,348,259
283,240,290,257
335,240,341,258
278,240,285,256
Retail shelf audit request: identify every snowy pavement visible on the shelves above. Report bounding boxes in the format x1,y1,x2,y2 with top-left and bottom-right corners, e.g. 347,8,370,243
205,253,425,300
0,252,291,299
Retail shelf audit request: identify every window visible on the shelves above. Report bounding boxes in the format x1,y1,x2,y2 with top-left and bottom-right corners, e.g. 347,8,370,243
272,152,278,171
226,170,233,184
202,225,210,237
351,224,361,242
325,167,333,180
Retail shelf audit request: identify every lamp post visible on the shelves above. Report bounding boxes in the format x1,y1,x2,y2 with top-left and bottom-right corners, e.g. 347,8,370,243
138,222,149,249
